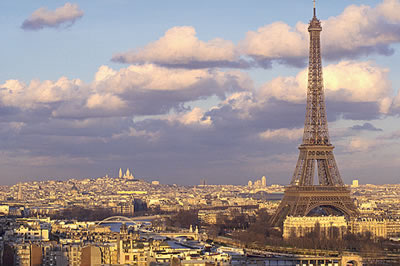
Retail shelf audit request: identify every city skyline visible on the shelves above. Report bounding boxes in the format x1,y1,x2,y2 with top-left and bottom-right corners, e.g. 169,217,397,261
1,0,400,185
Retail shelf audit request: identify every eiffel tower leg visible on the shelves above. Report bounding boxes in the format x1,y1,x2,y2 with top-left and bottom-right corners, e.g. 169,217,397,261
325,152,343,186
293,196,309,216
317,159,331,185
291,150,306,185
304,159,315,186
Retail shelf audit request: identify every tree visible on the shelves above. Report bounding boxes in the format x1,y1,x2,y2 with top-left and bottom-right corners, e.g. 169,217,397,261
167,210,198,229
51,207,114,221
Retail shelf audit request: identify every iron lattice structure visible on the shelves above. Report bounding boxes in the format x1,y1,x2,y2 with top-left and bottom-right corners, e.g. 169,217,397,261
271,6,358,227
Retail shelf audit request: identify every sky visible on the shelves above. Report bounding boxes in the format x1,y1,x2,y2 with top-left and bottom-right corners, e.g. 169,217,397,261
1,0,400,186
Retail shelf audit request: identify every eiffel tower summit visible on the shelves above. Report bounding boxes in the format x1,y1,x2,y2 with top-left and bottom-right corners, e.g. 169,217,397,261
271,1,359,227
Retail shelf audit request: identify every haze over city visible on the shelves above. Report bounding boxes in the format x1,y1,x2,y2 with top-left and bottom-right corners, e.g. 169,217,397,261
1,0,400,185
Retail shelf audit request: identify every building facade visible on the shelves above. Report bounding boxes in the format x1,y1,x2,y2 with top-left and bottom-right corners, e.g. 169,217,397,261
283,216,347,239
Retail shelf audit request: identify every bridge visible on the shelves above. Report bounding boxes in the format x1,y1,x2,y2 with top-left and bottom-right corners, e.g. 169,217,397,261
96,216,135,225
95,214,168,226
151,232,199,241
96,216,137,226
96,216,200,240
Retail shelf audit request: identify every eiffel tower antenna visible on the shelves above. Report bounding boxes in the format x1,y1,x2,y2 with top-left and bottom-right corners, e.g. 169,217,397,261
271,1,358,227
313,0,316,17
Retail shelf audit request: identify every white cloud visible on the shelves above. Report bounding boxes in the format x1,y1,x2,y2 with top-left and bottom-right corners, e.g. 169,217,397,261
241,0,400,66
258,60,393,113
94,65,117,83
112,26,245,68
168,107,212,127
0,64,250,120
321,1,399,59
259,128,303,141
86,93,127,111
377,0,400,23
258,75,305,103
219,92,256,119
110,1,400,69
0,77,84,109
239,22,308,66
324,61,392,112
21,3,84,31
95,64,249,93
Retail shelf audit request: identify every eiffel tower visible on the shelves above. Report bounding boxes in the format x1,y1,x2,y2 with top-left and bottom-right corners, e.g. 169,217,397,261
271,1,359,227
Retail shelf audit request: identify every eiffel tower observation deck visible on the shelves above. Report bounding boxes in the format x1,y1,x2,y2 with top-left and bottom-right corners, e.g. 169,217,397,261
271,1,359,227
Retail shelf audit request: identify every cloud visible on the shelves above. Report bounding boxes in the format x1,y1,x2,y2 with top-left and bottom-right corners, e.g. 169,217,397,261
321,3,398,60
0,77,84,109
111,1,400,69
240,0,400,67
95,64,250,93
84,64,250,118
350,122,383,131
391,89,400,111
168,107,212,127
201,60,396,140
86,93,127,111
377,0,400,23
0,149,94,168
0,121,25,135
347,137,379,152
239,22,308,68
259,128,303,141
1,60,393,154
379,130,400,140
1,64,251,120
112,127,160,142
4,2,400,186
324,61,392,113
258,60,393,115
112,26,249,69
1,60,399,185
21,3,84,31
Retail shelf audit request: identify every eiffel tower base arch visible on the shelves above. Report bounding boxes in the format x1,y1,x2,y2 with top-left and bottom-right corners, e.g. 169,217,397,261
271,186,359,227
